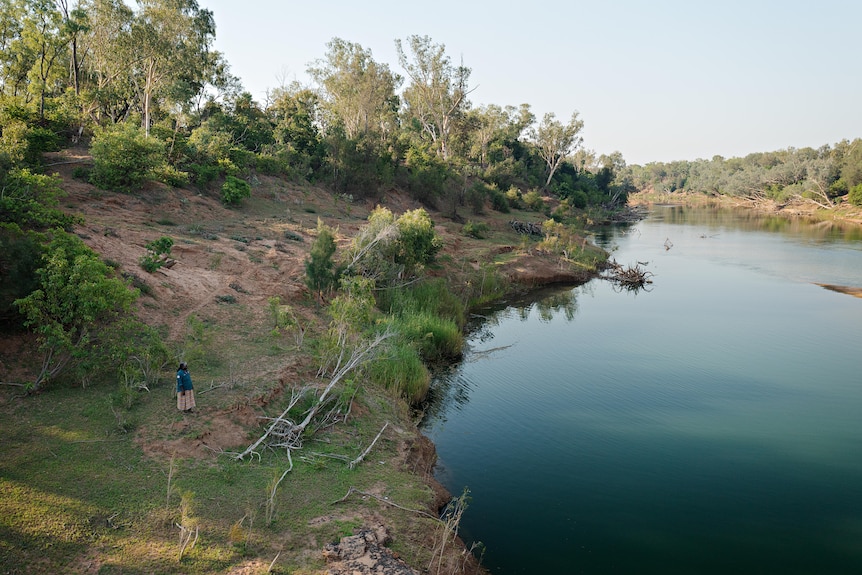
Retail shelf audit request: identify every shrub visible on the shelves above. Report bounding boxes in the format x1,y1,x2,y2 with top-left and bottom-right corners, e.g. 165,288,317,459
154,164,190,188
139,236,174,272
523,189,545,211
90,123,164,191
221,175,251,206
488,186,510,213
187,162,220,190
463,220,490,239
848,183,862,206
396,208,442,273
505,186,523,209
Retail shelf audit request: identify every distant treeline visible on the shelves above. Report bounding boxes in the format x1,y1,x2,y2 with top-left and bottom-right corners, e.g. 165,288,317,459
0,0,632,215
626,141,862,207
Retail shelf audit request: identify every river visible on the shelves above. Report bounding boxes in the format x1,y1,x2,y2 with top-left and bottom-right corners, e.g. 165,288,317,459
420,205,862,574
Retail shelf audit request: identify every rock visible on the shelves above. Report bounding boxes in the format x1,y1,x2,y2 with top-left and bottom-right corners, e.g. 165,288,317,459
323,525,418,575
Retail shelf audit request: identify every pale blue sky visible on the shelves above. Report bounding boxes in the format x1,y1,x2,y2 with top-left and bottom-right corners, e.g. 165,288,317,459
196,0,862,165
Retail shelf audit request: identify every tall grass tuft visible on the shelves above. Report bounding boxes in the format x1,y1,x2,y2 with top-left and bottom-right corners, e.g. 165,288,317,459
367,340,430,404
391,310,463,363
378,278,466,329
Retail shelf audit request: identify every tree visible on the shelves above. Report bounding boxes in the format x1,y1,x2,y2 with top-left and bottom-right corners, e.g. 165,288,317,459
55,0,88,96
531,111,584,190
130,0,216,136
309,37,401,142
466,104,533,169
15,231,138,391
18,0,68,117
304,218,338,300
396,35,472,160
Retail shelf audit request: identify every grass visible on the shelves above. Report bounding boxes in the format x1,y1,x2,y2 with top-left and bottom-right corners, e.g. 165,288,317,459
0,364,438,574
0,276,444,574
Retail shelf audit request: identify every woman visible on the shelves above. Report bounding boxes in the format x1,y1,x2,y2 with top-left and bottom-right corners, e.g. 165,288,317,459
176,362,196,413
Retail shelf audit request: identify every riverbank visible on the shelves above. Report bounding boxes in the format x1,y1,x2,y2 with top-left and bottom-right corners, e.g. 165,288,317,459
628,189,862,227
0,153,614,574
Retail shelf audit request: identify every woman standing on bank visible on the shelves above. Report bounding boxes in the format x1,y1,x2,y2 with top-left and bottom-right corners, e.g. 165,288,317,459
176,362,196,413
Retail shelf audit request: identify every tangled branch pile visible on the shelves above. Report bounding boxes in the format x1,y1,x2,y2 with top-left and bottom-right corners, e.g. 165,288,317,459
602,260,654,291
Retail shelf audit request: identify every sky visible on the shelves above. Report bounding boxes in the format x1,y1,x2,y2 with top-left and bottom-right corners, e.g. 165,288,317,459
193,0,862,166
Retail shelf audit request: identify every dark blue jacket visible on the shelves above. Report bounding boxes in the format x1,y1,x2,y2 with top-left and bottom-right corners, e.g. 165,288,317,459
177,369,193,393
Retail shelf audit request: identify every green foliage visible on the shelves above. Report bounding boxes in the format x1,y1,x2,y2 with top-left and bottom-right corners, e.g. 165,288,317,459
523,189,545,211
0,224,44,328
395,208,442,273
221,175,251,206
139,236,174,273
14,231,138,391
389,310,462,363
0,168,81,230
90,123,165,192
462,220,490,239
304,219,339,298
378,278,466,329
0,111,60,168
505,186,524,209
346,206,442,286
848,183,862,206
153,164,190,187
404,145,452,204
367,340,429,404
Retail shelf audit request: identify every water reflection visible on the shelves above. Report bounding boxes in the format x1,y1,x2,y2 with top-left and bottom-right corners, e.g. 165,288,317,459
654,204,862,243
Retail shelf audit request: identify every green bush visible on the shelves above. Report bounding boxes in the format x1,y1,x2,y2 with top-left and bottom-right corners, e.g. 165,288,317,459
221,175,251,206
90,123,164,191
463,220,490,239
154,164,190,188
0,169,81,230
523,189,545,211
139,236,174,272
488,186,510,213
395,208,442,272
848,183,862,206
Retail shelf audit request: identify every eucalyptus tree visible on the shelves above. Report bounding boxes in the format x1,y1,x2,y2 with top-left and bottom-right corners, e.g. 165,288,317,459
530,111,584,190
54,0,87,95
0,0,68,115
396,34,472,160
130,0,217,136
78,0,136,122
465,103,533,169
309,37,401,142
0,0,29,96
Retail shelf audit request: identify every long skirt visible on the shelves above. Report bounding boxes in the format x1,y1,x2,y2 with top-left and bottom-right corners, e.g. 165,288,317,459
177,389,196,411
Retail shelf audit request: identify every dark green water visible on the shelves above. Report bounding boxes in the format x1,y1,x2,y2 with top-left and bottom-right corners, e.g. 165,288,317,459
420,206,862,574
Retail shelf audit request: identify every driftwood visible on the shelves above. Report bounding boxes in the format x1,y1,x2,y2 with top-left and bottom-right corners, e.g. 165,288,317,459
509,220,543,236
602,260,654,291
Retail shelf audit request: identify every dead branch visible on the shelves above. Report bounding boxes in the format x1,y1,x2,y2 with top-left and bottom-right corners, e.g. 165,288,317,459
331,486,439,521
601,259,654,291
236,330,393,461
349,421,389,470
233,386,309,460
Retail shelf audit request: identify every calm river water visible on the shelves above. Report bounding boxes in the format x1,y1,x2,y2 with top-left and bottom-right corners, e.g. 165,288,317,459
420,205,862,574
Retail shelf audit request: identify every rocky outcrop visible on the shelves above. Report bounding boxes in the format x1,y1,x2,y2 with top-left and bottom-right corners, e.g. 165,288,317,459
323,525,418,575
